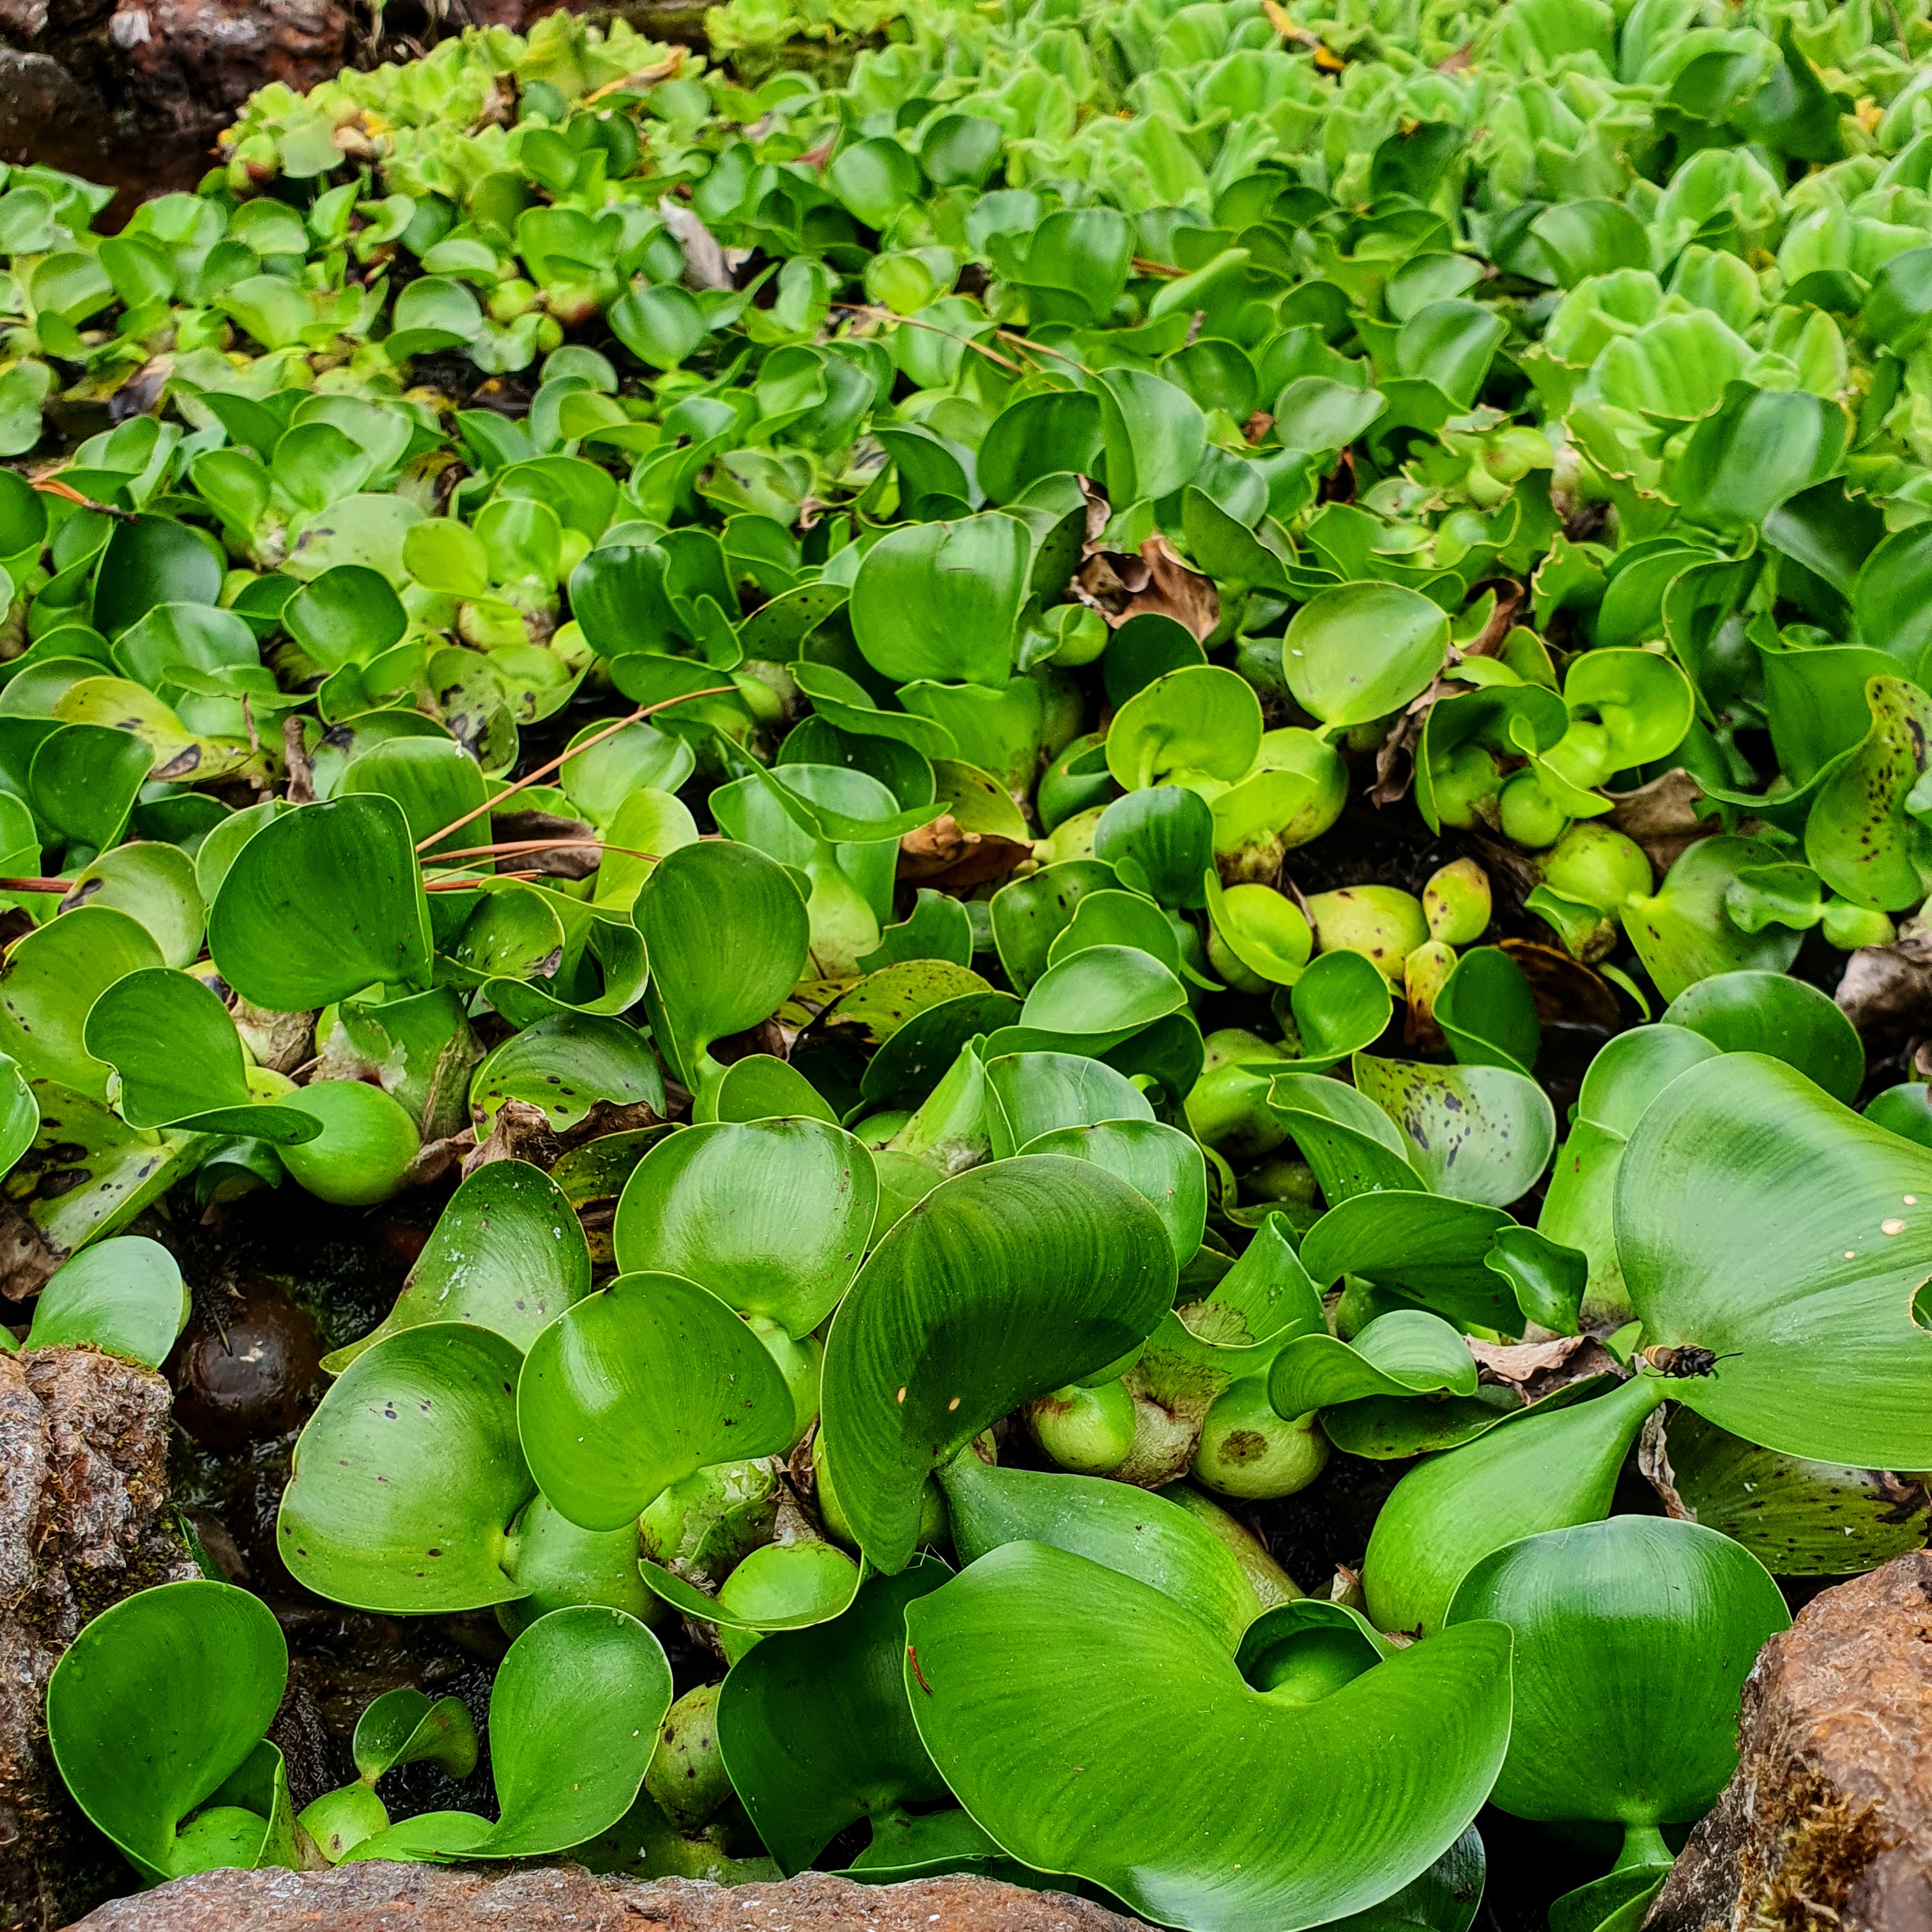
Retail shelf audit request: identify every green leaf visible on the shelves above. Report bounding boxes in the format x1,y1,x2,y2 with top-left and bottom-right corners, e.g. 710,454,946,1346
1621,836,1802,1000
1353,1054,1556,1208
1015,1119,1206,1267
93,518,224,639
635,840,809,1092
82,968,319,1142
1361,1374,1667,1636
324,1157,590,1372
518,1272,797,1532
286,565,408,673
468,1011,664,1133
277,1324,534,1613
1671,382,1846,532
1434,947,1539,1075
849,515,1030,688
1805,677,1932,912
1661,970,1862,1104
208,795,433,1011
610,283,707,371
0,907,163,1100
821,1156,1176,1572
716,1559,954,1876
1267,950,1395,1073
1298,1192,1518,1332
1096,367,1208,505
1446,1517,1788,1825
61,841,206,970
46,1581,288,1883
903,1544,1511,1932
1283,585,1448,730
25,1235,188,1368
935,1452,1259,1650
350,1606,670,1860
351,1689,477,1785
611,1118,878,1337
1657,1407,1932,1577
1105,665,1262,790
1269,1310,1478,1422
1615,1052,1932,1468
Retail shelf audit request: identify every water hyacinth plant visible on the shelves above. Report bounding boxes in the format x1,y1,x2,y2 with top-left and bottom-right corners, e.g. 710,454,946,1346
10,0,1932,1920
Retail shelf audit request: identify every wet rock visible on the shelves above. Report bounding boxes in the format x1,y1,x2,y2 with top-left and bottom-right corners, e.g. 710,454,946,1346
0,1,351,217
169,1284,325,1453
68,1864,1143,1931
0,1347,196,1932
1644,1549,1932,1932
0,1,640,219
1835,917,1932,1057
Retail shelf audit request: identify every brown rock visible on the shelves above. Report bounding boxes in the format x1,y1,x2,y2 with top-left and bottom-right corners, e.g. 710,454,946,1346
1644,1549,1932,1932
0,1347,197,1932
0,0,620,219
1836,919,1932,1056
65,1863,1144,1931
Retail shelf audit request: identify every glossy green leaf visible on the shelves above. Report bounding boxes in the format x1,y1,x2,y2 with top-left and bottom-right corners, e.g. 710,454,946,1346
208,794,432,1011
1616,1052,1932,1468
349,1606,670,1860
611,1117,876,1336
1269,1311,1478,1422
1283,584,1448,730
1362,1373,1668,1635
324,1157,590,1371
821,1156,1176,1572
904,1544,1512,1932
1353,1055,1556,1208
1447,1517,1788,1825
46,1581,289,1883
935,1452,1258,1650
277,1324,534,1613
635,839,809,1092
83,967,319,1142
24,1234,188,1368
518,1271,796,1531
716,1558,954,1876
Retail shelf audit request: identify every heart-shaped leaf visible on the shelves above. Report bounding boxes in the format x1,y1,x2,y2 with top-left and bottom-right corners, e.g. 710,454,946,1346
208,794,432,1011
25,1234,188,1368
517,1271,797,1532
278,1324,534,1613
635,839,809,1094
46,1581,289,1883
348,1606,670,1860
716,1558,954,1876
1269,1310,1478,1422
611,1119,878,1337
1446,1517,1788,1830
903,1543,1511,1932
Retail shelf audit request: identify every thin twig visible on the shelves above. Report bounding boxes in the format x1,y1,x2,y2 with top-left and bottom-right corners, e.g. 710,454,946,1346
992,328,1094,375
427,837,662,863
413,687,733,852
29,477,139,521
0,878,73,894
422,870,546,891
832,303,1027,375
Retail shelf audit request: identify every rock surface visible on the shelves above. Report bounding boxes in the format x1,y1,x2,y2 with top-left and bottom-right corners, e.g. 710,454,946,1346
1644,1549,1932,1932
66,1864,1144,1930
0,1347,197,1932
0,1,641,217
